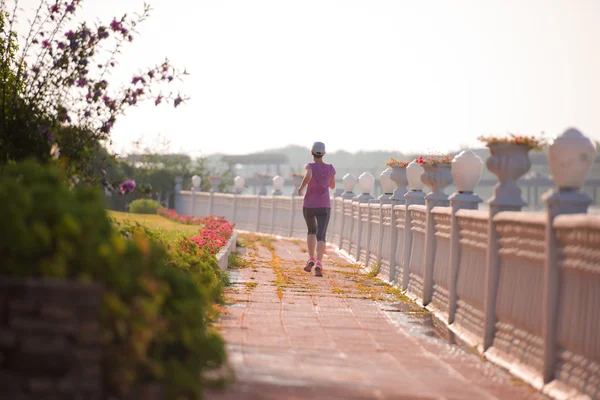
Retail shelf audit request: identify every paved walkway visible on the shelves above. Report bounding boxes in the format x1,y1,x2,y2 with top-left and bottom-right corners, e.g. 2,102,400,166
205,233,547,400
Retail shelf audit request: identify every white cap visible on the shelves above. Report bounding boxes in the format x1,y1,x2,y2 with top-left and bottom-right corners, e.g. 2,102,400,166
311,141,326,156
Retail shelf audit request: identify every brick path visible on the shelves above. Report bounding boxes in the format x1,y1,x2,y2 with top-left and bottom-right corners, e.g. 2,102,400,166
205,233,547,400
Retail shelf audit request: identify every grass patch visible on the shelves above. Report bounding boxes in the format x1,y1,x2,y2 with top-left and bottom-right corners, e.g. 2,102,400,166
228,252,249,269
108,210,200,236
238,233,276,251
367,261,381,278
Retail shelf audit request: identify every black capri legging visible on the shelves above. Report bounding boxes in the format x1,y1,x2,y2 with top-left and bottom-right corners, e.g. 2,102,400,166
303,207,331,242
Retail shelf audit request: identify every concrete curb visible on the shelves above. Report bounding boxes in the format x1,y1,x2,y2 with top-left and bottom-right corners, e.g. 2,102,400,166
216,231,238,271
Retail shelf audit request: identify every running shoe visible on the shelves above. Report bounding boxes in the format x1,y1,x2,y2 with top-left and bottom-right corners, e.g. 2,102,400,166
314,262,323,277
304,257,315,272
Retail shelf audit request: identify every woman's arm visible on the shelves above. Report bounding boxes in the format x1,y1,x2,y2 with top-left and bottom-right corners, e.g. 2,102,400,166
297,164,312,196
329,175,335,189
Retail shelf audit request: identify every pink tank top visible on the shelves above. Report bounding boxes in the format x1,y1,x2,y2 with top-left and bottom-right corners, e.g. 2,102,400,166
303,162,336,208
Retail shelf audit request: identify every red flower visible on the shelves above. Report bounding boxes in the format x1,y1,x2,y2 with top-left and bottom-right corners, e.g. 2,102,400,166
416,156,424,165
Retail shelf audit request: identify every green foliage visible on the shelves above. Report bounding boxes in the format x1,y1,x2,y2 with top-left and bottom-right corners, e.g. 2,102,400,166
0,160,225,399
129,199,162,214
116,222,227,306
228,252,248,270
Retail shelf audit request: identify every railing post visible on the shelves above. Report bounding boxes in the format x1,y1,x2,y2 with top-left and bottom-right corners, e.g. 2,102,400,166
289,196,295,238
541,128,595,383
190,189,196,217
421,164,453,305
233,193,238,224
389,165,408,284
270,195,277,235
448,150,484,324
355,200,363,260
255,195,261,232
402,160,426,291
209,192,214,216
340,174,357,250
355,172,374,261
402,191,426,289
338,200,346,250
482,143,531,350
330,194,336,243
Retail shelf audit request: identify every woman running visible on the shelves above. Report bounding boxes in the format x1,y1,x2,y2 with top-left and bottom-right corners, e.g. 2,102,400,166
297,141,336,277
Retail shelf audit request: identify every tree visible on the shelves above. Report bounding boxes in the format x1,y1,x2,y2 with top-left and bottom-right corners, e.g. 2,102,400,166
0,0,188,186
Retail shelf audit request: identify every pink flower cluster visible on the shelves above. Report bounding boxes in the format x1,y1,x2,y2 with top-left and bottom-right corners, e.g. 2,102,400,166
189,217,235,255
157,208,235,254
157,208,205,225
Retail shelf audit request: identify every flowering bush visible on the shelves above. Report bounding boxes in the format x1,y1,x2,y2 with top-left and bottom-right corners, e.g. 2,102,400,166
129,198,161,214
189,216,235,255
386,157,410,167
0,1,187,184
477,133,546,152
416,155,454,166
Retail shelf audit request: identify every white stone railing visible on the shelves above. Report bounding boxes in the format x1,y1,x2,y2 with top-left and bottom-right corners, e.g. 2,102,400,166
175,128,599,399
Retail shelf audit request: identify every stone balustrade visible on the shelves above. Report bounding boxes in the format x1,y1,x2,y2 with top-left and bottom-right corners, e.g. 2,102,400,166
175,128,599,399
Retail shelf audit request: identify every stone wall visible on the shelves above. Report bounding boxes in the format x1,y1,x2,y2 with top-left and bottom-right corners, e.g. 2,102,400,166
0,278,103,400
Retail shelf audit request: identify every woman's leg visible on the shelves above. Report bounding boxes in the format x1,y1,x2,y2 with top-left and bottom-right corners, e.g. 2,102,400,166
303,207,317,261
315,208,331,264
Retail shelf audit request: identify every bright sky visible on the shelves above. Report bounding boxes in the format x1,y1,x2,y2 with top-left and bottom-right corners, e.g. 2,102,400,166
20,0,600,156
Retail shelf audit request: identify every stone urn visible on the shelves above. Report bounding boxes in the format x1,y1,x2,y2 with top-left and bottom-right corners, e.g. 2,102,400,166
421,163,454,202
272,175,284,195
389,164,409,201
379,167,395,202
233,176,245,194
342,173,357,199
548,128,596,191
406,160,425,191
191,175,201,191
175,176,183,191
208,176,221,193
357,172,375,202
451,150,483,193
257,175,270,195
486,143,532,208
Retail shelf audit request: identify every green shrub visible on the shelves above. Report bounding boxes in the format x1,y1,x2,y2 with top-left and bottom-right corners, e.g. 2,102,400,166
129,198,162,214
0,160,226,399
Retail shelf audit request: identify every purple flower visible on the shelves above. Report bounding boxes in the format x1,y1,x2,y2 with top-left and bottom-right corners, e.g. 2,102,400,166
110,19,122,31
131,76,142,84
32,65,40,74
148,70,155,79
57,42,66,50
65,30,75,39
84,110,92,118
154,96,162,106
41,39,50,48
174,96,182,107
66,3,75,13
50,4,59,13
119,180,136,194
